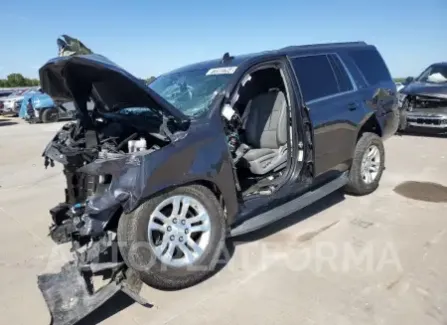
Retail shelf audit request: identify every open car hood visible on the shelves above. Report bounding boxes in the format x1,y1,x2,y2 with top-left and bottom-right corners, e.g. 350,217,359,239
39,54,190,125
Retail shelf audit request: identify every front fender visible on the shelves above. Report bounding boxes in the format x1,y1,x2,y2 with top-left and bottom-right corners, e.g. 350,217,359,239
85,120,239,224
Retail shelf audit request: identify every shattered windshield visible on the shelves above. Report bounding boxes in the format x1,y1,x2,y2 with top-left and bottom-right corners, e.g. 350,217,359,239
416,65,447,84
149,67,235,117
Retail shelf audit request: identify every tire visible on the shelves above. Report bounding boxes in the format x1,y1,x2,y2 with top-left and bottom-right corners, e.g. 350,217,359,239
117,184,226,290
397,100,409,132
41,108,59,123
344,132,385,196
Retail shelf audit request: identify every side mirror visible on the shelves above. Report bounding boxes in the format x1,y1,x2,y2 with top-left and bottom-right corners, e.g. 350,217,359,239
404,76,414,85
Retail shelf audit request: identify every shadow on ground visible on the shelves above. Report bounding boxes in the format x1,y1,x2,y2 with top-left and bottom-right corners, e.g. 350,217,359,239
394,181,447,203
76,292,136,325
0,118,18,127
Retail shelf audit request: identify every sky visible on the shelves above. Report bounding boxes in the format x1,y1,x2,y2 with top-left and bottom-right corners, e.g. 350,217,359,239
1,0,446,79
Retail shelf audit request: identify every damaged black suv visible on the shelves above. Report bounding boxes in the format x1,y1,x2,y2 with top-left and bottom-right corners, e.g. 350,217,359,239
38,42,398,324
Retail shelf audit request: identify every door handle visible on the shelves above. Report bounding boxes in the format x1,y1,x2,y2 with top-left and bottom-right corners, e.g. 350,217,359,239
348,102,357,111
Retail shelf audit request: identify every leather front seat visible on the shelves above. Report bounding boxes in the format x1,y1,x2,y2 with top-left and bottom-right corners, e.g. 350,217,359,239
241,89,288,175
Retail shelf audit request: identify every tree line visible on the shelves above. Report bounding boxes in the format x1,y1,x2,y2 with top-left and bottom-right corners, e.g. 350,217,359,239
0,73,157,88
145,76,156,84
0,73,40,88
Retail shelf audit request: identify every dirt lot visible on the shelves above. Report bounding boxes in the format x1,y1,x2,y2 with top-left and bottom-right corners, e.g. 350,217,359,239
1,117,447,325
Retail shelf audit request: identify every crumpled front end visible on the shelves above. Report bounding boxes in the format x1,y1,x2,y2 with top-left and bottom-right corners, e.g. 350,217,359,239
41,201,151,325
39,122,155,325
399,92,447,129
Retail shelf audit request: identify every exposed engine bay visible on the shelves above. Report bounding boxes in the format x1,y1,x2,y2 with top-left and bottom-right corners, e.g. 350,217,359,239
46,110,170,232
400,94,447,129
404,94,447,110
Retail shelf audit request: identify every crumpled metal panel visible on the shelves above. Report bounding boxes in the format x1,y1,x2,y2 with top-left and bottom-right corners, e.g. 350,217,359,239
38,263,121,325
38,263,150,325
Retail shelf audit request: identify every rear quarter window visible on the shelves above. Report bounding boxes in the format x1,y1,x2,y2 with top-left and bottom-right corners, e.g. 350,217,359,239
348,48,392,86
290,54,340,102
327,54,353,93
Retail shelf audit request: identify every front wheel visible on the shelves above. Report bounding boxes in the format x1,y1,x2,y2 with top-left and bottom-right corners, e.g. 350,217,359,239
41,108,60,123
117,184,226,290
345,132,385,196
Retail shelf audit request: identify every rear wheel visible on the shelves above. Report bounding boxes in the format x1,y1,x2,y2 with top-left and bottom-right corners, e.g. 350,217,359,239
117,185,226,290
41,108,59,123
345,132,385,196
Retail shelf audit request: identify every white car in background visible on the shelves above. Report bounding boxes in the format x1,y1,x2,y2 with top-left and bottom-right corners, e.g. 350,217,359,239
395,82,404,92
0,88,36,115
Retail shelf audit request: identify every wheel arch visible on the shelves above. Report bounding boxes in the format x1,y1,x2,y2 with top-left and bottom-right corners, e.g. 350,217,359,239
128,178,237,226
357,114,383,140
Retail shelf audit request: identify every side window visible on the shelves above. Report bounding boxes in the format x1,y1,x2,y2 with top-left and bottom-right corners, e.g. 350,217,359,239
349,48,392,85
291,55,339,102
328,54,353,92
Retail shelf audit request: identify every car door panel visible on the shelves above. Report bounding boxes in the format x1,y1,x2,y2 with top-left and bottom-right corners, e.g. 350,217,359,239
307,94,358,175
290,53,363,176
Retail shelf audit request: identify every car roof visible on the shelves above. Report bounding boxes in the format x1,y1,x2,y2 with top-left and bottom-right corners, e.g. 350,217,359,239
163,41,370,75
165,52,264,75
431,62,447,67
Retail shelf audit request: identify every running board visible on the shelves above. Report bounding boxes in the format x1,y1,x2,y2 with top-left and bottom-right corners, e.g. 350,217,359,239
230,172,348,237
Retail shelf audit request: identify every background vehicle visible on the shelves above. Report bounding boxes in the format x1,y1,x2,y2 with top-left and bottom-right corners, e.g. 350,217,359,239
0,90,13,98
38,42,397,324
0,88,40,115
19,90,77,123
0,90,12,114
398,62,447,132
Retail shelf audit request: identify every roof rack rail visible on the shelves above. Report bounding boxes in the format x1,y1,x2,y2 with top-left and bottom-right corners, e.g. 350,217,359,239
280,41,367,52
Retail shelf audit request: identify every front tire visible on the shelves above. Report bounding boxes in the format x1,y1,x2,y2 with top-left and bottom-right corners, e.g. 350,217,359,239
117,184,226,290
41,108,59,123
345,132,385,196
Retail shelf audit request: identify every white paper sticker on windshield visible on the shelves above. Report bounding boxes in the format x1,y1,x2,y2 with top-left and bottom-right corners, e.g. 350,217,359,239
206,67,238,75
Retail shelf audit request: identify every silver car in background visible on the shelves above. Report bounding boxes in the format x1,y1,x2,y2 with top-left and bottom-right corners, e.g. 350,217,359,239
0,88,38,115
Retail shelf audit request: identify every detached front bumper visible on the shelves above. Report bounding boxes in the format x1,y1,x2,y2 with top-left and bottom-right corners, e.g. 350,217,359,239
39,201,151,325
39,263,125,325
